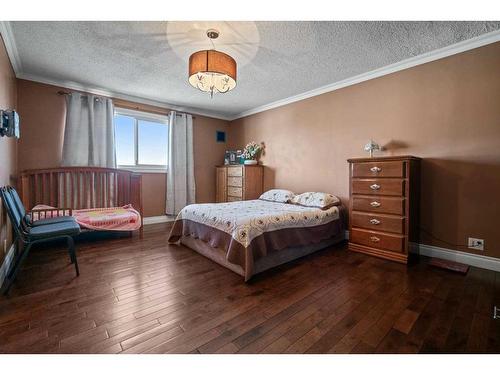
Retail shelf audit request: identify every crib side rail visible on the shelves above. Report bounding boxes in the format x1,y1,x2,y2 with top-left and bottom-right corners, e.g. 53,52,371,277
19,167,143,216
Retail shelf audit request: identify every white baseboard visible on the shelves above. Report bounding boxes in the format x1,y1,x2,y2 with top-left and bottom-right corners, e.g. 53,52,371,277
410,242,500,273
0,243,16,289
143,215,176,225
344,230,500,272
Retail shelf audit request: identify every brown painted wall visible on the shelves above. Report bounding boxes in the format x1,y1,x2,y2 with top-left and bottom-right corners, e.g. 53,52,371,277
0,35,18,265
16,80,229,217
141,173,166,217
229,42,500,259
17,80,66,170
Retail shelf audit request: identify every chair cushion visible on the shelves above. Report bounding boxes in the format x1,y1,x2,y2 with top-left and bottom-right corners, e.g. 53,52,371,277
29,215,77,227
28,220,81,241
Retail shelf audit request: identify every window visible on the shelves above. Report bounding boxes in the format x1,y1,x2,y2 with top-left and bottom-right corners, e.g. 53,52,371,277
114,108,169,171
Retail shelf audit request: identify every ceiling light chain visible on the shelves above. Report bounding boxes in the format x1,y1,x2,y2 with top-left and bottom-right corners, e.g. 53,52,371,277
208,31,216,50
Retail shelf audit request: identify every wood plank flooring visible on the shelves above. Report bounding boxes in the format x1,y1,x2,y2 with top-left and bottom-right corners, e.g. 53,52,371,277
0,222,499,354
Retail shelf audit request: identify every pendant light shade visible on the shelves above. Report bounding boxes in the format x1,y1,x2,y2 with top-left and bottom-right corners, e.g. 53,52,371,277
188,49,237,97
187,29,237,97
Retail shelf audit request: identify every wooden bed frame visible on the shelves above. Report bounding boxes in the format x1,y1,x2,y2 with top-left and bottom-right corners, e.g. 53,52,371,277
19,167,143,236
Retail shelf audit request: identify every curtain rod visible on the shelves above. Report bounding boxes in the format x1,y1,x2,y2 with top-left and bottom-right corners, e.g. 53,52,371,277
57,91,195,118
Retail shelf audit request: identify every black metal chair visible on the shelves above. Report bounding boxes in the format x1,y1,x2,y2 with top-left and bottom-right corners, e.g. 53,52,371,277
8,186,76,227
0,186,81,295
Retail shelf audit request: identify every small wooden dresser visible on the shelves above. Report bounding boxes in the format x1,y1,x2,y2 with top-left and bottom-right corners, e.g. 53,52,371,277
216,165,264,202
347,156,420,263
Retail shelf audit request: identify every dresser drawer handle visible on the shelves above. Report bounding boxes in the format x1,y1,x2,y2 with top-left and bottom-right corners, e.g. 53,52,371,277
370,236,380,243
370,184,380,190
370,219,381,225
370,201,381,207
370,166,382,173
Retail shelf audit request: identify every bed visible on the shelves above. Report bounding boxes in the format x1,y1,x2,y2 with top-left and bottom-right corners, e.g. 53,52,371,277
19,167,143,236
168,198,346,281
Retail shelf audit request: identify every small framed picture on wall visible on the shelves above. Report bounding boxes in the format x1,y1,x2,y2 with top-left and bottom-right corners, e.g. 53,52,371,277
216,130,226,143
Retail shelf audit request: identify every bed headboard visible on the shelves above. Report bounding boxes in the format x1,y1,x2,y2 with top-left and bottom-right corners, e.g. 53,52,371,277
19,167,143,218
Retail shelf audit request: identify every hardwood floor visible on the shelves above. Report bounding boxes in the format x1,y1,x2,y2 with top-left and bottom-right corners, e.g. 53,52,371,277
0,222,499,354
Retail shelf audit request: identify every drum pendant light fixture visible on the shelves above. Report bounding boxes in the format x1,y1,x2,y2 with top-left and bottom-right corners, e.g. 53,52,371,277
188,29,237,98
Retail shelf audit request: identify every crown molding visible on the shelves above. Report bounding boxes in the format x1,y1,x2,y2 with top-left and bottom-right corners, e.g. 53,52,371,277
230,29,500,121
16,73,233,121
0,20,231,121
0,21,22,73
2,20,499,122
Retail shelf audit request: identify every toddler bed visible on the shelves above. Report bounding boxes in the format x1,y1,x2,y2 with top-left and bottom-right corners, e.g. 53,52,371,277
30,204,141,231
19,167,143,236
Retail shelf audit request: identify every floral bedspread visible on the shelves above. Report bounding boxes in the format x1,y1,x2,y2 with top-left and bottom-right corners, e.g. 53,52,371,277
175,199,340,248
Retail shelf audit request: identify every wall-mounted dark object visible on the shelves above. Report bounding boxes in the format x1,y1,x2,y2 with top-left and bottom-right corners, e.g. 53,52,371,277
216,130,226,143
0,110,20,138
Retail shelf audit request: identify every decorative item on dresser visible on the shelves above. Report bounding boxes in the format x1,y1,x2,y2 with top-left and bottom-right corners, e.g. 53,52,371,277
242,141,264,165
347,156,420,264
216,165,264,203
363,139,381,157
224,150,240,165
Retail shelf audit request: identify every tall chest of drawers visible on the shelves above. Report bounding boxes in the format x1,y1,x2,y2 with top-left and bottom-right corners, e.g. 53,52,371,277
216,165,264,203
347,156,420,263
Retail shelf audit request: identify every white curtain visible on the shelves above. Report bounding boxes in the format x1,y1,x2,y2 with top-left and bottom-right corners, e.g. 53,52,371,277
166,111,196,215
61,93,116,168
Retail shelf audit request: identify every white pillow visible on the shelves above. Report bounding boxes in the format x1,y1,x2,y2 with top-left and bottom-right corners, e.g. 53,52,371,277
259,189,295,203
291,192,340,209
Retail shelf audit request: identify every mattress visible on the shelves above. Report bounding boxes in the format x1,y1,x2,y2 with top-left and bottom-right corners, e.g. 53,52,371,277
168,199,345,280
32,204,142,231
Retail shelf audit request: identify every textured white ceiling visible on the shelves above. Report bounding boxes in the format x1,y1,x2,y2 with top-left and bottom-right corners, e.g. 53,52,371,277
8,21,500,119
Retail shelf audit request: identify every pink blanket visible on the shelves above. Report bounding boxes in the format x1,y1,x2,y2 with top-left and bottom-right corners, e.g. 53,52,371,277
32,204,142,231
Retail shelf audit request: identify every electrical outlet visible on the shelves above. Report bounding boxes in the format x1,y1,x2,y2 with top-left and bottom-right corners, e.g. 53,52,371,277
468,237,484,251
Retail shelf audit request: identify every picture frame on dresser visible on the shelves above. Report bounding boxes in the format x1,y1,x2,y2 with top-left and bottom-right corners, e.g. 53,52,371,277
224,150,241,165
347,155,421,264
